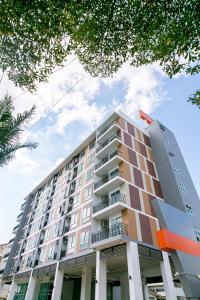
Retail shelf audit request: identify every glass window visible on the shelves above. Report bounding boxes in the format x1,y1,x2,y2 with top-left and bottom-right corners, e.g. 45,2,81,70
89,141,95,151
163,135,169,144
173,165,180,174
44,229,50,242
186,204,193,215
86,168,94,181
194,229,200,242
70,213,78,227
80,231,90,249
77,162,84,174
82,206,91,223
52,223,59,237
67,236,75,250
76,177,83,189
179,183,186,193
39,248,45,262
74,193,80,207
87,153,95,166
84,185,93,199
48,245,55,260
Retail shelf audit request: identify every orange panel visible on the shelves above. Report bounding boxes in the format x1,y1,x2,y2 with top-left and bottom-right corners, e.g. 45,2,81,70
157,229,200,256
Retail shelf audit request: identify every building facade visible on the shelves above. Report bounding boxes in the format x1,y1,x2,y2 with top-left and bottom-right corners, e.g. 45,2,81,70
2,110,200,300
0,244,10,299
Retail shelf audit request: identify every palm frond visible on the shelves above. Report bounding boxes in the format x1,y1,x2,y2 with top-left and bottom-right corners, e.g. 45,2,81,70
0,94,38,167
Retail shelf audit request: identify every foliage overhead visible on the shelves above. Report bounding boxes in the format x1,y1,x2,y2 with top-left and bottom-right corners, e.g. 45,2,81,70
0,95,38,167
188,90,200,108
1,0,200,94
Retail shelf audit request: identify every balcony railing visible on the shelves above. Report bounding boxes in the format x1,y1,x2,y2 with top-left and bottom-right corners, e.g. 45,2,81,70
8,238,14,244
95,150,122,171
13,224,19,232
94,170,123,190
96,134,121,153
91,223,128,244
97,121,116,140
93,193,126,214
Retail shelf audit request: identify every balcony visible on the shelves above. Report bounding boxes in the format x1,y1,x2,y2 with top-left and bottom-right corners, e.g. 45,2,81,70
96,134,121,159
95,151,123,176
12,224,19,234
93,193,126,219
91,223,128,249
94,170,125,195
8,237,14,245
17,212,23,222
96,121,121,144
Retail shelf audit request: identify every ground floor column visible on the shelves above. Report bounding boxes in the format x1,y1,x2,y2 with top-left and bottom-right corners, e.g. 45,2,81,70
7,277,18,300
0,283,3,295
51,263,64,300
160,251,176,300
80,265,92,300
142,277,149,300
120,272,129,300
24,271,40,300
127,241,143,300
95,250,107,300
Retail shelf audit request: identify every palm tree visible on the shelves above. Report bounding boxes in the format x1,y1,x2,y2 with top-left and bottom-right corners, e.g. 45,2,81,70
0,94,38,167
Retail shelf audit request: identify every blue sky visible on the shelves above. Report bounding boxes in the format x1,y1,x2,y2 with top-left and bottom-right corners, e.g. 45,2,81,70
0,58,200,244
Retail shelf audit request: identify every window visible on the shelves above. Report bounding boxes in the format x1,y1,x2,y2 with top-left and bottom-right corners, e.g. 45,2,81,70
160,124,165,132
48,245,55,260
80,231,90,249
39,248,45,262
194,229,200,242
186,204,193,215
26,255,32,267
44,229,50,242
111,217,122,235
70,213,78,228
163,135,169,144
73,193,80,207
67,236,75,250
76,177,82,189
86,168,94,181
82,206,91,223
87,153,95,166
169,151,174,158
84,185,93,199
79,150,85,159
52,223,59,237
179,183,186,193
57,206,62,216
89,141,95,151
110,190,120,203
77,162,84,174
109,168,119,179
173,165,180,174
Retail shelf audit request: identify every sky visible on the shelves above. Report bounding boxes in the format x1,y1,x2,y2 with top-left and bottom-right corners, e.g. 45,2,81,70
0,57,200,244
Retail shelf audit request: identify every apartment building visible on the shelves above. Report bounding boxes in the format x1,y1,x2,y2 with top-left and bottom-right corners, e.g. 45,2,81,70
0,244,10,299
2,110,200,300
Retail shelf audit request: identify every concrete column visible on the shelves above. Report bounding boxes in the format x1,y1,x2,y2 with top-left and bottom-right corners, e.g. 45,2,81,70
160,251,176,300
95,250,107,300
120,272,129,300
80,265,92,300
127,241,143,300
51,263,64,300
142,277,149,300
7,277,18,300
0,283,4,295
25,271,40,300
